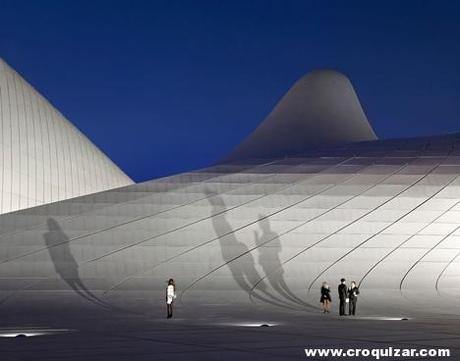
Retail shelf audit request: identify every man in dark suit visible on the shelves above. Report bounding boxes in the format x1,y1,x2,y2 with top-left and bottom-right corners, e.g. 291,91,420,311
348,281,360,316
338,278,347,316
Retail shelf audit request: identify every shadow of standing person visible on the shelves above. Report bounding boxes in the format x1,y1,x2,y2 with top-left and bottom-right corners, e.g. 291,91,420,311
205,189,298,310
43,218,114,309
255,215,313,308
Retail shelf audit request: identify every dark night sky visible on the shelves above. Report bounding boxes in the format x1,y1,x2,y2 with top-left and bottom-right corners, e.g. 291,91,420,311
1,0,460,182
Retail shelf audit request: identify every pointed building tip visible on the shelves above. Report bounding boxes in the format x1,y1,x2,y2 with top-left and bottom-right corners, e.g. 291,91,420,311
299,68,348,79
0,58,16,73
223,69,377,162
291,69,352,91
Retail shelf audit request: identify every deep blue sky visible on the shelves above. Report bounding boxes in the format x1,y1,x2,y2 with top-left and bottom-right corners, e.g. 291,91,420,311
1,0,460,182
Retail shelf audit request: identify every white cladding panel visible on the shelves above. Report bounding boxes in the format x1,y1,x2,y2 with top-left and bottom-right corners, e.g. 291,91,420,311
0,59,133,214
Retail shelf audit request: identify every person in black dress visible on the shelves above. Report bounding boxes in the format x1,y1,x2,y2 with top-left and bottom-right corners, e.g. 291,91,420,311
338,278,347,316
320,281,331,313
348,281,360,316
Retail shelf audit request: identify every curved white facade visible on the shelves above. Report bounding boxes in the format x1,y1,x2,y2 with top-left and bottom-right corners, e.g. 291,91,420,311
1,68,459,319
0,68,457,361
225,70,377,161
1,135,460,318
0,59,133,214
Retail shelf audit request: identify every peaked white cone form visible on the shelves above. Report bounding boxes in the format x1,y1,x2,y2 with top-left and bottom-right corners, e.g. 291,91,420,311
225,69,377,162
0,58,133,214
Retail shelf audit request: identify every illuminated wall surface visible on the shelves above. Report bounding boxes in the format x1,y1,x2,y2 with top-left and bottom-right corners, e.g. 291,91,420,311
1,135,460,314
0,59,133,215
225,69,377,162
0,65,459,316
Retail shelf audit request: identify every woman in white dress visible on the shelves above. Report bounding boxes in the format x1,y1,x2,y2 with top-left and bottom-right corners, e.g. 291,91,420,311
166,278,176,318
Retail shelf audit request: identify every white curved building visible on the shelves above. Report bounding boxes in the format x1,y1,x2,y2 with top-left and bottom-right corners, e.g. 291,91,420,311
0,59,133,214
1,68,459,320
224,69,377,162
2,69,460,361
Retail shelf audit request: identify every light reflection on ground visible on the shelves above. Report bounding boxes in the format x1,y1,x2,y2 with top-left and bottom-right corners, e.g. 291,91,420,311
219,321,280,327
0,328,75,338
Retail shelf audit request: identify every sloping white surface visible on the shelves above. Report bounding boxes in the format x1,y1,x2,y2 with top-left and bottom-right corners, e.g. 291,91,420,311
1,134,460,316
0,59,133,214
225,70,377,161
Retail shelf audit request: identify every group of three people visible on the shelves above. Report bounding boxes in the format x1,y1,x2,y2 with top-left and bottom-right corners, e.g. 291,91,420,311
320,278,360,316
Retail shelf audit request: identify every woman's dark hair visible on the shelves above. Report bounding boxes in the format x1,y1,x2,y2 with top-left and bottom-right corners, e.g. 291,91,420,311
168,278,174,286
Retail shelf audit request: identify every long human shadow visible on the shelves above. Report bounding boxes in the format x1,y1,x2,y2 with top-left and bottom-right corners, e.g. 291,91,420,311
254,216,312,307
205,189,299,310
43,218,116,310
